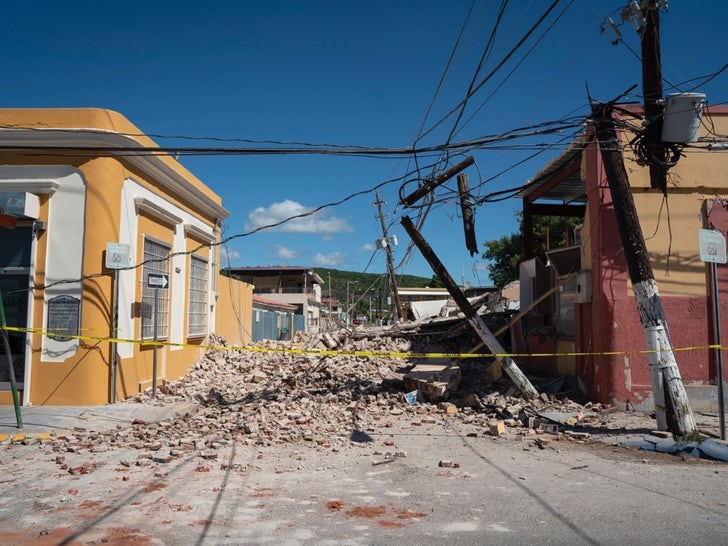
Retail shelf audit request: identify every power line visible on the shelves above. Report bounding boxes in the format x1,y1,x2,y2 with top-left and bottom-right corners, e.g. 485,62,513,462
444,0,510,147
6,159,442,295
455,0,576,138
0,116,586,159
416,0,564,145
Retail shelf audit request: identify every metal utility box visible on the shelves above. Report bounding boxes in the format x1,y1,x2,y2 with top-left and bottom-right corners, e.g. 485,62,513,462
575,270,592,303
662,92,706,143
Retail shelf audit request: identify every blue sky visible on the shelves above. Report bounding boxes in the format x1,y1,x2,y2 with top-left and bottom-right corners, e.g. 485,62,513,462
3,1,726,285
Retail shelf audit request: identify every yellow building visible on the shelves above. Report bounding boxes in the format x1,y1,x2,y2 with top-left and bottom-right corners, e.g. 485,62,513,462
0,108,251,406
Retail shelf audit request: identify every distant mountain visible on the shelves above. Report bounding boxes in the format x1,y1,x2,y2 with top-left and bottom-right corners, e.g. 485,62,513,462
315,267,432,315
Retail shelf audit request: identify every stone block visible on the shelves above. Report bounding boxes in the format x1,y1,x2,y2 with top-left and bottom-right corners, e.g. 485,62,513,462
403,363,461,403
442,403,458,415
484,361,502,384
489,420,506,436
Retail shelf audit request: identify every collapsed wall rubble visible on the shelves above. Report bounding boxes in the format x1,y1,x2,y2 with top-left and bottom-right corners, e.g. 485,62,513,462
13,326,727,466
32,329,615,463
113,330,597,447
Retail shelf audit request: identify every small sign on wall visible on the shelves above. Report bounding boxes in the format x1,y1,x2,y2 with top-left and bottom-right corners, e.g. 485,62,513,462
699,229,727,264
105,242,131,270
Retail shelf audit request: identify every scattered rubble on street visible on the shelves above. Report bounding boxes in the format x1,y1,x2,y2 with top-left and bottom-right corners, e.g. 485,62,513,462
118,329,618,453
5,327,727,463
3,326,728,545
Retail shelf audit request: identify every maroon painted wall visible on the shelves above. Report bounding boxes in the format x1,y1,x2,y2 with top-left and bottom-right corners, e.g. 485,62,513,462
577,127,716,406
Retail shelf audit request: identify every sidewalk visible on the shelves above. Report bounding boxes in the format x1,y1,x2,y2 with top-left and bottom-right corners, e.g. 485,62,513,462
0,401,197,437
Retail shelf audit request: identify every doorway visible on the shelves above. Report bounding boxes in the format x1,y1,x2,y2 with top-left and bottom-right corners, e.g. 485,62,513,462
0,225,33,390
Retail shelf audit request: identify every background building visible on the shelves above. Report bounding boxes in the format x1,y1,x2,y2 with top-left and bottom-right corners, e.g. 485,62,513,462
224,266,322,333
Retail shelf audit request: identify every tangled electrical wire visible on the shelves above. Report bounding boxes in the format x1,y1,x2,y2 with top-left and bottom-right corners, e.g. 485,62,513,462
629,128,682,169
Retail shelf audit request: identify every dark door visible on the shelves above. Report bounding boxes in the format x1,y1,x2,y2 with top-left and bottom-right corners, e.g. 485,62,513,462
0,225,33,387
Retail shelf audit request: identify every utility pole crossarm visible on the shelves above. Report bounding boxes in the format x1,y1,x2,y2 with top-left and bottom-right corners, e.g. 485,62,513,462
457,173,478,256
401,156,475,207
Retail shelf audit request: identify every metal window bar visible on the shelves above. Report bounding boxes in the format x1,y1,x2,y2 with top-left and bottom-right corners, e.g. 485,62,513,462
141,238,170,340
188,255,208,337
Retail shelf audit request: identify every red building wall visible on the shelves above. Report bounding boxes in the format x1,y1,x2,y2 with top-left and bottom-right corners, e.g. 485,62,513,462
578,129,716,407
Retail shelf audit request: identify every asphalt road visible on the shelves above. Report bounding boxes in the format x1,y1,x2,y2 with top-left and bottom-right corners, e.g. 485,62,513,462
1,415,727,545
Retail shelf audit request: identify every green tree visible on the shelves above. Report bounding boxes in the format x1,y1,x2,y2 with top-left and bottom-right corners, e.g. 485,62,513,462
427,274,445,288
482,230,524,289
482,214,581,288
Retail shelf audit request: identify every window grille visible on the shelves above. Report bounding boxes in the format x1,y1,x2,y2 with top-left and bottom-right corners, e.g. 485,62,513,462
188,255,208,337
141,238,170,339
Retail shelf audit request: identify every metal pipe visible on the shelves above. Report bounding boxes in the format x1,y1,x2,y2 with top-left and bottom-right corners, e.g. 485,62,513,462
110,270,119,404
153,288,159,398
711,261,725,440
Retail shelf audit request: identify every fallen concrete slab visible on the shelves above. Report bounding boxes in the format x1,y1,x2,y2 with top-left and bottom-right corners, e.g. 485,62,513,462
403,361,461,402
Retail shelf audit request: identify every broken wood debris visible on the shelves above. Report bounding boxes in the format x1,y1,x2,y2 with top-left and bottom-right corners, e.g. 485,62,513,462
457,173,478,256
22,328,618,462
400,214,539,400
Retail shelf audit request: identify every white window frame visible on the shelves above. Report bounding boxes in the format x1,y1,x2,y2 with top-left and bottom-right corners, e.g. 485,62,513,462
187,254,208,337
141,237,171,340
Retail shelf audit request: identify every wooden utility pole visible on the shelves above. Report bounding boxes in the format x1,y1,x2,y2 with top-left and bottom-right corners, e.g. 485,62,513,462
401,215,539,399
590,102,695,435
346,280,357,327
374,191,403,322
638,0,667,193
457,174,478,256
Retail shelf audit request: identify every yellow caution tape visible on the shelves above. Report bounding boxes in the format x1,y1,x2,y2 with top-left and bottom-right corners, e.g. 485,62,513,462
1,325,724,360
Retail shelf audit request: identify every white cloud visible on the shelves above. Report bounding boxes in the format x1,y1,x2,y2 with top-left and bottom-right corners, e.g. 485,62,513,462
221,247,241,264
360,242,375,252
274,245,300,260
246,199,353,234
313,252,346,266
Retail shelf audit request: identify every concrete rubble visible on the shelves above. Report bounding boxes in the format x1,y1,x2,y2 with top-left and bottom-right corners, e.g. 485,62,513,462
9,328,728,463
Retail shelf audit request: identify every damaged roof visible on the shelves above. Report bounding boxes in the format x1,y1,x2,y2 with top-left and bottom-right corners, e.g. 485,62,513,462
516,136,588,205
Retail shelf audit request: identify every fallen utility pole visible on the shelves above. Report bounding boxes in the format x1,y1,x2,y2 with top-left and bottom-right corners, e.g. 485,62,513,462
401,156,474,207
590,101,695,435
401,215,539,400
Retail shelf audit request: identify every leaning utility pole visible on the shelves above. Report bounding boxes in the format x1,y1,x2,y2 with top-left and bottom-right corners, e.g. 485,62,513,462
374,191,403,322
590,101,695,436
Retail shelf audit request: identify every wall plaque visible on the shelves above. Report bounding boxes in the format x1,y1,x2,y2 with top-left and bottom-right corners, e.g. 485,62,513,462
47,295,80,342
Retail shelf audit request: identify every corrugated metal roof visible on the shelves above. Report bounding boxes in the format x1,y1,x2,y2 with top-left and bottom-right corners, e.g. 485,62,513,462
516,137,587,204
